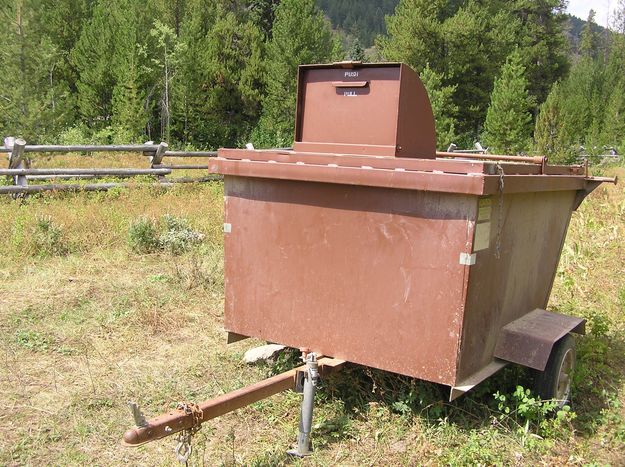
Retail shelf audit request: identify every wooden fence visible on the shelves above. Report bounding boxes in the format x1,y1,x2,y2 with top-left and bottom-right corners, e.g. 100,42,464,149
1,137,221,196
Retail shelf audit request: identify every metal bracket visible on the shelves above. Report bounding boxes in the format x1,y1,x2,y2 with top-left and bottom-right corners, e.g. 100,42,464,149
128,401,149,427
294,370,306,393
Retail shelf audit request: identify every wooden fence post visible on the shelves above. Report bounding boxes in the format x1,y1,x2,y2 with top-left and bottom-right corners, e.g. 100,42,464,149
150,142,168,167
8,138,28,190
149,142,168,182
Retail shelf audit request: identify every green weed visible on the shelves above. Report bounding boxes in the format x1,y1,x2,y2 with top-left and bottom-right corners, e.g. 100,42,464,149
128,217,159,253
494,386,574,442
128,214,204,254
32,216,68,257
14,329,52,351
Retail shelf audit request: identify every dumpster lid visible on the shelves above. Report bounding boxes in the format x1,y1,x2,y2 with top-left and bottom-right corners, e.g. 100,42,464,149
212,148,604,196
293,62,437,159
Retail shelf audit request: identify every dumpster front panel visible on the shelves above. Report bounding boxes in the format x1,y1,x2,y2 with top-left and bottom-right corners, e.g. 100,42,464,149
456,190,577,382
296,66,401,149
223,176,477,385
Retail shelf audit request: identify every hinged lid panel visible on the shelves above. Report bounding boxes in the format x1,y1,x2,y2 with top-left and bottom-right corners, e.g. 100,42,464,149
294,63,436,158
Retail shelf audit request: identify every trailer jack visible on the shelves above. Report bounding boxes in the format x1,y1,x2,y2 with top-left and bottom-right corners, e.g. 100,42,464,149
122,356,345,462
287,352,320,457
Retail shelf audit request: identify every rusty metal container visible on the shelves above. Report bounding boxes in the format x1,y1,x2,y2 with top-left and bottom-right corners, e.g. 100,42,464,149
211,63,609,397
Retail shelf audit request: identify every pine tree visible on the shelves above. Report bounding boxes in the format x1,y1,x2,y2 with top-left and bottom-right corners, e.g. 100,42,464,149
580,10,600,59
317,0,399,47
609,1,625,73
255,0,334,144
36,0,91,92
602,80,625,151
111,52,147,143
508,0,569,104
376,0,446,73
348,38,365,61
0,0,71,140
420,65,457,150
601,1,625,151
534,82,564,158
249,0,280,39
174,5,265,147
442,1,520,142
71,0,118,124
72,0,161,139
482,50,534,155
534,57,604,162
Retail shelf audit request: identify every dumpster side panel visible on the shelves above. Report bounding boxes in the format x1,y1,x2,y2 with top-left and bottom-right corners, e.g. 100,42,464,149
396,64,437,158
223,176,477,386
455,190,576,383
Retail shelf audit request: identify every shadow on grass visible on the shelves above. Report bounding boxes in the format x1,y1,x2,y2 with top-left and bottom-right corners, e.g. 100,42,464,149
299,331,624,451
247,328,625,465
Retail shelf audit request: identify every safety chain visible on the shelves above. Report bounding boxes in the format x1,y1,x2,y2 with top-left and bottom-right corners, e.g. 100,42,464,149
495,164,505,260
174,402,204,464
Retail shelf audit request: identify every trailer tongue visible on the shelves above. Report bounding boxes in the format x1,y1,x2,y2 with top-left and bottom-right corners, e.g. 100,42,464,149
123,356,345,459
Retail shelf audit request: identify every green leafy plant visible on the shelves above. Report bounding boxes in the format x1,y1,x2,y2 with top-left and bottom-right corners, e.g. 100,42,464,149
32,216,68,257
494,385,574,444
15,329,52,352
128,217,159,253
158,215,205,254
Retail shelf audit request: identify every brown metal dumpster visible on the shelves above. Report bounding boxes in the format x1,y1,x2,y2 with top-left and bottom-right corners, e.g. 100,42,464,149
210,62,612,400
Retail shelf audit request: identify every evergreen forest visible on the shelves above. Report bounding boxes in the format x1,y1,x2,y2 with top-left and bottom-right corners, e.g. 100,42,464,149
1,0,624,162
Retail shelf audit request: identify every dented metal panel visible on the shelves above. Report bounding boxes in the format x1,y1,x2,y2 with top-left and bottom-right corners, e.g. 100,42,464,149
223,177,475,385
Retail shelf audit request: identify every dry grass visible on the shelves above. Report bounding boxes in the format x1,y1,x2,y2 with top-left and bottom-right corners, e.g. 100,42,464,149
0,165,623,466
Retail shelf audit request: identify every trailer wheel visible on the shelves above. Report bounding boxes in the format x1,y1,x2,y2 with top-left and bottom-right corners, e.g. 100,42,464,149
534,334,576,407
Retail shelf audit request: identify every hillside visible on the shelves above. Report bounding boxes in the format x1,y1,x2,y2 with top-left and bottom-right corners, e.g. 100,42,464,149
565,13,610,56
316,0,399,46
317,0,605,52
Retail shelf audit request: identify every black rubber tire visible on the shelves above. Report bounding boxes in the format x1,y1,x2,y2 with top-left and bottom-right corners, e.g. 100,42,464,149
534,334,576,407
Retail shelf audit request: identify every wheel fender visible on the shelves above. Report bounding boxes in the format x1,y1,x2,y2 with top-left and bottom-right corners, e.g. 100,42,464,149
493,309,585,371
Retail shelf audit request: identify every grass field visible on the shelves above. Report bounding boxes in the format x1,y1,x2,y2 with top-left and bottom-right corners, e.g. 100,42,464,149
0,158,623,466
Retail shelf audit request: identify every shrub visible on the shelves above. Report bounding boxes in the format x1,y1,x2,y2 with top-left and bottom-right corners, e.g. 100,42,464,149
158,215,205,254
128,217,159,253
128,215,204,255
32,216,68,257
57,124,92,146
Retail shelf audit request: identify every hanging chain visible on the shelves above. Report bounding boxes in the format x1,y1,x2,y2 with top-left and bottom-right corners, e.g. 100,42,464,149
495,164,505,260
174,402,204,464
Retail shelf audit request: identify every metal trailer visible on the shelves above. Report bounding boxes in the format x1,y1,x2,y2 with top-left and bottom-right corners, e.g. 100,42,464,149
122,62,616,460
